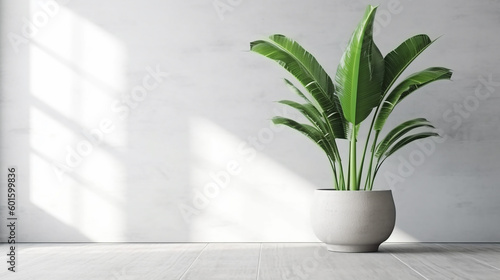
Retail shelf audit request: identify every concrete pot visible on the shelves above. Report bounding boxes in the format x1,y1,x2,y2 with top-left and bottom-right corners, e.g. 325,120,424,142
311,189,396,253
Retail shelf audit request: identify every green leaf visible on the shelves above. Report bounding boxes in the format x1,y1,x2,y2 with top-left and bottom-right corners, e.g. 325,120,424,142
374,67,452,130
398,67,453,102
382,34,434,94
335,5,384,125
375,118,434,158
283,78,310,102
277,100,327,132
250,35,347,138
282,80,348,139
272,117,335,160
383,132,439,158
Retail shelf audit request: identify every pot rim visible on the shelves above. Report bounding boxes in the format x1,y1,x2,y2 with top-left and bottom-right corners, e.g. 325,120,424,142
315,189,392,192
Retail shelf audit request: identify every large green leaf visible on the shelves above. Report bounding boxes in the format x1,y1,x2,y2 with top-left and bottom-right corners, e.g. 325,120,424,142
282,80,348,140
335,5,384,125
374,67,452,130
283,79,310,103
383,132,439,159
382,34,434,94
375,118,434,158
398,67,453,102
250,35,347,139
277,100,327,132
272,117,335,160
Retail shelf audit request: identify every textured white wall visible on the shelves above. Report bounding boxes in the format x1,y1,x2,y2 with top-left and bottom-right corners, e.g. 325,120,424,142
1,0,499,242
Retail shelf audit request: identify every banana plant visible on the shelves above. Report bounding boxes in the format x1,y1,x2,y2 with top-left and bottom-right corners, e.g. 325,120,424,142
250,5,452,190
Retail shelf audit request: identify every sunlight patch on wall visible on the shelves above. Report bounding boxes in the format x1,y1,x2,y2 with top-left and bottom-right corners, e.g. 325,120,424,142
29,2,128,241
188,116,317,241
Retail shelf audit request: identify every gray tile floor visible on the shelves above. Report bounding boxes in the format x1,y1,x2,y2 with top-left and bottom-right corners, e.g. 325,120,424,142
0,243,499,279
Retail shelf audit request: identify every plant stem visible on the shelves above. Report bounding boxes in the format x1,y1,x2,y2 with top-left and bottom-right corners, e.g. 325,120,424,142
346,143,350,190
364,168,371,191
322,112,346,190
335,147,346,190
372,157,385,189
329,138,345,190
328,157,338,190
357,114,376,190
349,125,358,191
365,130,380,190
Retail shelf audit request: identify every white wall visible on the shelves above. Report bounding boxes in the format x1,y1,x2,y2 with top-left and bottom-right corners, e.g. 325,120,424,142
1,0,499,242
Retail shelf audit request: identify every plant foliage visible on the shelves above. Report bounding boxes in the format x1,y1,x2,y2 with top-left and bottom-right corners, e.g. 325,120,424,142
250,5,452,190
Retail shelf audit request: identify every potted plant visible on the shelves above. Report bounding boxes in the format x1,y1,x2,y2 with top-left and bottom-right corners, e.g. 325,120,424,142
250,5,452,252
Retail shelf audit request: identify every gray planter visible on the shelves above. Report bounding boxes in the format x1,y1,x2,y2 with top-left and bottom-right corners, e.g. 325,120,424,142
311,189,396,252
